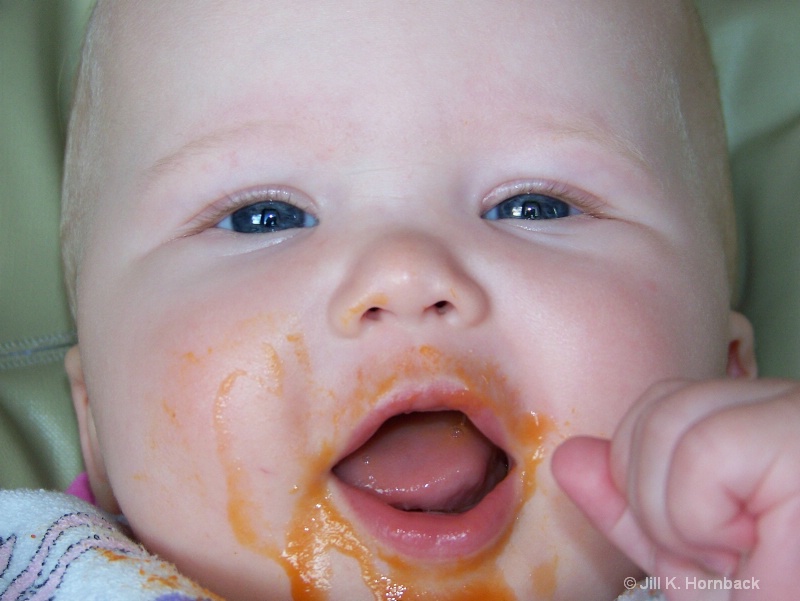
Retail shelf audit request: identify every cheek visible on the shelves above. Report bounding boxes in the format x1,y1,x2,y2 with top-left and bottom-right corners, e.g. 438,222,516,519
82,272,325,561
495,238,730,437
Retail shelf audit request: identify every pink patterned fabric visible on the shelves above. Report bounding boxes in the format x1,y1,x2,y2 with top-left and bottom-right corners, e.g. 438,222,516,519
0,489,218,600
65,472,96,505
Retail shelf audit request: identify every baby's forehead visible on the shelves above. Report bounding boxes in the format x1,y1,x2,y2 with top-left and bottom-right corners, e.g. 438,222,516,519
95,0,701,145
100,1,695,69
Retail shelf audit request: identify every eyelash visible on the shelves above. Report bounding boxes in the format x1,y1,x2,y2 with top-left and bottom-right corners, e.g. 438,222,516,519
216,201,318,233
192,187,318,234
481,181,605,221
189,180,603,236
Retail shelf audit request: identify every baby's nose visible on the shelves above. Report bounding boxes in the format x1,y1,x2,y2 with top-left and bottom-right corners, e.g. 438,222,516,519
327,230,489,338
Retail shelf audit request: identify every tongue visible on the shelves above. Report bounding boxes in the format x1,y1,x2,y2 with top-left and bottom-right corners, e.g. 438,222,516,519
333,411,508,513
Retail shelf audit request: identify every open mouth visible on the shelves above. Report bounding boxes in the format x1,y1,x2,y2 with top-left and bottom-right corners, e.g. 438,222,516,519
333,410,509,514
331,402,519,560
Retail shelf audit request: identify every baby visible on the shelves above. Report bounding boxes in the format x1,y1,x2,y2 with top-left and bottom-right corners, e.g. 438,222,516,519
54,0,800,599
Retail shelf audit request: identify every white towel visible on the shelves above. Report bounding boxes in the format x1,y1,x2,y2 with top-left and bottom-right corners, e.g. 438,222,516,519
0,489,219,601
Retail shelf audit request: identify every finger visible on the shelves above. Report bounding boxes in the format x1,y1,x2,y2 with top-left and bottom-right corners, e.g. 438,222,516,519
609,379,732,557
655,554,728,601
609,379,688,494
552,436,658,574
669,389,800,557
739,494,800,600
616,379,799,571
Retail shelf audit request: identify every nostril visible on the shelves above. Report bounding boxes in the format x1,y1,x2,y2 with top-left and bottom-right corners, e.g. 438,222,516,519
362,301,452,323
432,300,453,315
364,307,382,321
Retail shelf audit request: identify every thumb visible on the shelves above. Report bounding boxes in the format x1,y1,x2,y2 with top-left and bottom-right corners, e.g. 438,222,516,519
551,436,657,575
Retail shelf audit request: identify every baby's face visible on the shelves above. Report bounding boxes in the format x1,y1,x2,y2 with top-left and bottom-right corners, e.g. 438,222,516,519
71,1,739,599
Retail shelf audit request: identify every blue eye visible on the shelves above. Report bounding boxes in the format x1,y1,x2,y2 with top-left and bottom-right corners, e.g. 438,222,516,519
482,193,576,221
216,200,318,233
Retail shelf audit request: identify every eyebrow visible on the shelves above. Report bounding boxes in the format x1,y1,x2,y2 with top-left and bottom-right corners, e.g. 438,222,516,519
143,120,280,182
541,119,654,178
142,115,654,188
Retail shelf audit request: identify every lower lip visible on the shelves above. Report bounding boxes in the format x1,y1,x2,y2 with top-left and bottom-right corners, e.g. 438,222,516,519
333,469,518,561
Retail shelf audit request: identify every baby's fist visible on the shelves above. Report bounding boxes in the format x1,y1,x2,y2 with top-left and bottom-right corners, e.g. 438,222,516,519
552,379,800,600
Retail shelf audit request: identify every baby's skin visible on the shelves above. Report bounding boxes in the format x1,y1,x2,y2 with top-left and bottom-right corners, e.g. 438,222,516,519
61,0,800,599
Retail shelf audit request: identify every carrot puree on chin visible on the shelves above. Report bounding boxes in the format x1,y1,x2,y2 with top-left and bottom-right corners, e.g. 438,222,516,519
212,345,556,600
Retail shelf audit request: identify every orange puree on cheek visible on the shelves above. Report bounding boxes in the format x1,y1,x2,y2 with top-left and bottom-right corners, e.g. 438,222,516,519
531,555,559,599
214,369,273,553
214,346,556,600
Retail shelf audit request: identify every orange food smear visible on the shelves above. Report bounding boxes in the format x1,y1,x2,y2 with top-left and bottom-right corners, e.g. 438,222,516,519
99,549,130,562
531,555,559,599
263,342,284,397
161,398,179,425
341,294,390,329
212,345,557,600
146,573,181,590
286,333,312,372
99,551,226,601
214,369,275,556
278,457,523,601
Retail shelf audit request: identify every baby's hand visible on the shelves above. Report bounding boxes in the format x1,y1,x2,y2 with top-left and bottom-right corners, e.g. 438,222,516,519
552,379,800,600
